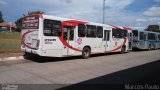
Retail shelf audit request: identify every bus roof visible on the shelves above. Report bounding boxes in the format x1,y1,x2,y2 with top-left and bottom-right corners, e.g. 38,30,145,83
42,14,112,28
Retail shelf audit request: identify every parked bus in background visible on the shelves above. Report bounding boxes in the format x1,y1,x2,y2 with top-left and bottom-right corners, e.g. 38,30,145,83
132,30,160,50
21,14,132,59
111,26,133,51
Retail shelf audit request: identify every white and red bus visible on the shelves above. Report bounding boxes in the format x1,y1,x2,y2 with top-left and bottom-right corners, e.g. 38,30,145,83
21,14,132,58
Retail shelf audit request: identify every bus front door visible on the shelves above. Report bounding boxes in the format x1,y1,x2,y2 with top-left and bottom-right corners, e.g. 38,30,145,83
63,27,75,56
104,30,111,51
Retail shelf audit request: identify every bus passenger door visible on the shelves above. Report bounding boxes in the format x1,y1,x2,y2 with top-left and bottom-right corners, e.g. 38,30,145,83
63,26,75,56
104,30,111,51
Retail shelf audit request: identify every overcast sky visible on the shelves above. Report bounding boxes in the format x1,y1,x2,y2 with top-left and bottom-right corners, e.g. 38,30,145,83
0,0,160,30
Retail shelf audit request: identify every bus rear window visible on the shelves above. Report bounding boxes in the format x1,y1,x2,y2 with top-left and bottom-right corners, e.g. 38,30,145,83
148,33,156,40
22,16,39,29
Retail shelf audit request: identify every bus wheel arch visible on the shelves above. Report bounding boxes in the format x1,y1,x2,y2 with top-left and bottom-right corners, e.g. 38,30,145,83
82,46,91,59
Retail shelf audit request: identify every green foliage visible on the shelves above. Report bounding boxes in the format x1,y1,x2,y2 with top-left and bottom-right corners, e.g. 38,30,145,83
0,32,21,53
15,17,23,32
0,39,20,53
0,11,4,23
0,32,20,39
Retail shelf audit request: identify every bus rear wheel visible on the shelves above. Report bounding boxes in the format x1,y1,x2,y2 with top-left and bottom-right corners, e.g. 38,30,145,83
148,45,151,51
82,47,91,59
24,52,38,59
120,45,126,54
154,45,157,50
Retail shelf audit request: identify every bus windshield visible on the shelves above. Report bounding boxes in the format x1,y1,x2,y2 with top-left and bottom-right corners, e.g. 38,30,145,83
22,16,39,29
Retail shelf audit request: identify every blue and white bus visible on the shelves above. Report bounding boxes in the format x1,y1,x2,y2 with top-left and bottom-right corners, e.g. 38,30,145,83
132,30,160,50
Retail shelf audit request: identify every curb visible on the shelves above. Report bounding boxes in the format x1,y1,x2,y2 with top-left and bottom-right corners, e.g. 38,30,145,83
0,56,24,62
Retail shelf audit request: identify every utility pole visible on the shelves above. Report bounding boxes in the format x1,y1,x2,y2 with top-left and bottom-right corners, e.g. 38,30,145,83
103,0,106,24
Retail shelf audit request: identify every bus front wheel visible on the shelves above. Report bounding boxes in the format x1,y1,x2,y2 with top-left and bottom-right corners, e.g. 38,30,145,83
82,47,91,59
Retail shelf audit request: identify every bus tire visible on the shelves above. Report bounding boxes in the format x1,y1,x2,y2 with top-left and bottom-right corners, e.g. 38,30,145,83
82,47,91,59
148,45,151,51
120,45,126,54
24,52,38,59
154,45,157,50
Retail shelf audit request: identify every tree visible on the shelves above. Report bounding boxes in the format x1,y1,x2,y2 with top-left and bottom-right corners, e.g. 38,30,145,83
15,17,23,32
146,25,160,33
0,11,4,23
15,10,44,32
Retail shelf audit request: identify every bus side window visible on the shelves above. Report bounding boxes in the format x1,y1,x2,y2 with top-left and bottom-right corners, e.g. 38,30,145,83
86,25,96,38
112,28,117,38
148,33,156,40
132,30,138,37
43,19,62,36
118,29,123,38
144,34,147,41
118,29,127,38
123,30,127,38
78,24,85,37
97,26,103,38
158,34,160,40
130,33,132,38
112,29,127,39
156,34,158,40
140,32,144,40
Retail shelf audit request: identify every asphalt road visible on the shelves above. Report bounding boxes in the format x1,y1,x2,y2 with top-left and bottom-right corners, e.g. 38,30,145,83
0,50,160,90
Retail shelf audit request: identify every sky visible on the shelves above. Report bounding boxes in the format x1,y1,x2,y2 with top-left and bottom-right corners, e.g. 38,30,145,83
0,0,160,30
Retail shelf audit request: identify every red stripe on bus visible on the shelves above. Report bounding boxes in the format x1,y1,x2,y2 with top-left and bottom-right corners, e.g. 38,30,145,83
111,25,132,31
58,36,127,54
58,36,82,52
21,30,35,49
123,27,132,30
58,20,88,52
63,20,87,27
23,14,43,19
107,38,127,52
91,38,127,54
112,25,122,29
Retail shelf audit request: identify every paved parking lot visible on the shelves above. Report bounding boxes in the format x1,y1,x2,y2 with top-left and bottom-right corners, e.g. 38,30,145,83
0,50,160,89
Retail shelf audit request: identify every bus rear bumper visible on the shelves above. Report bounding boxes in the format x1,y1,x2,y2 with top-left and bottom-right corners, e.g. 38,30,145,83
21,48,63,57
21,48,39,55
